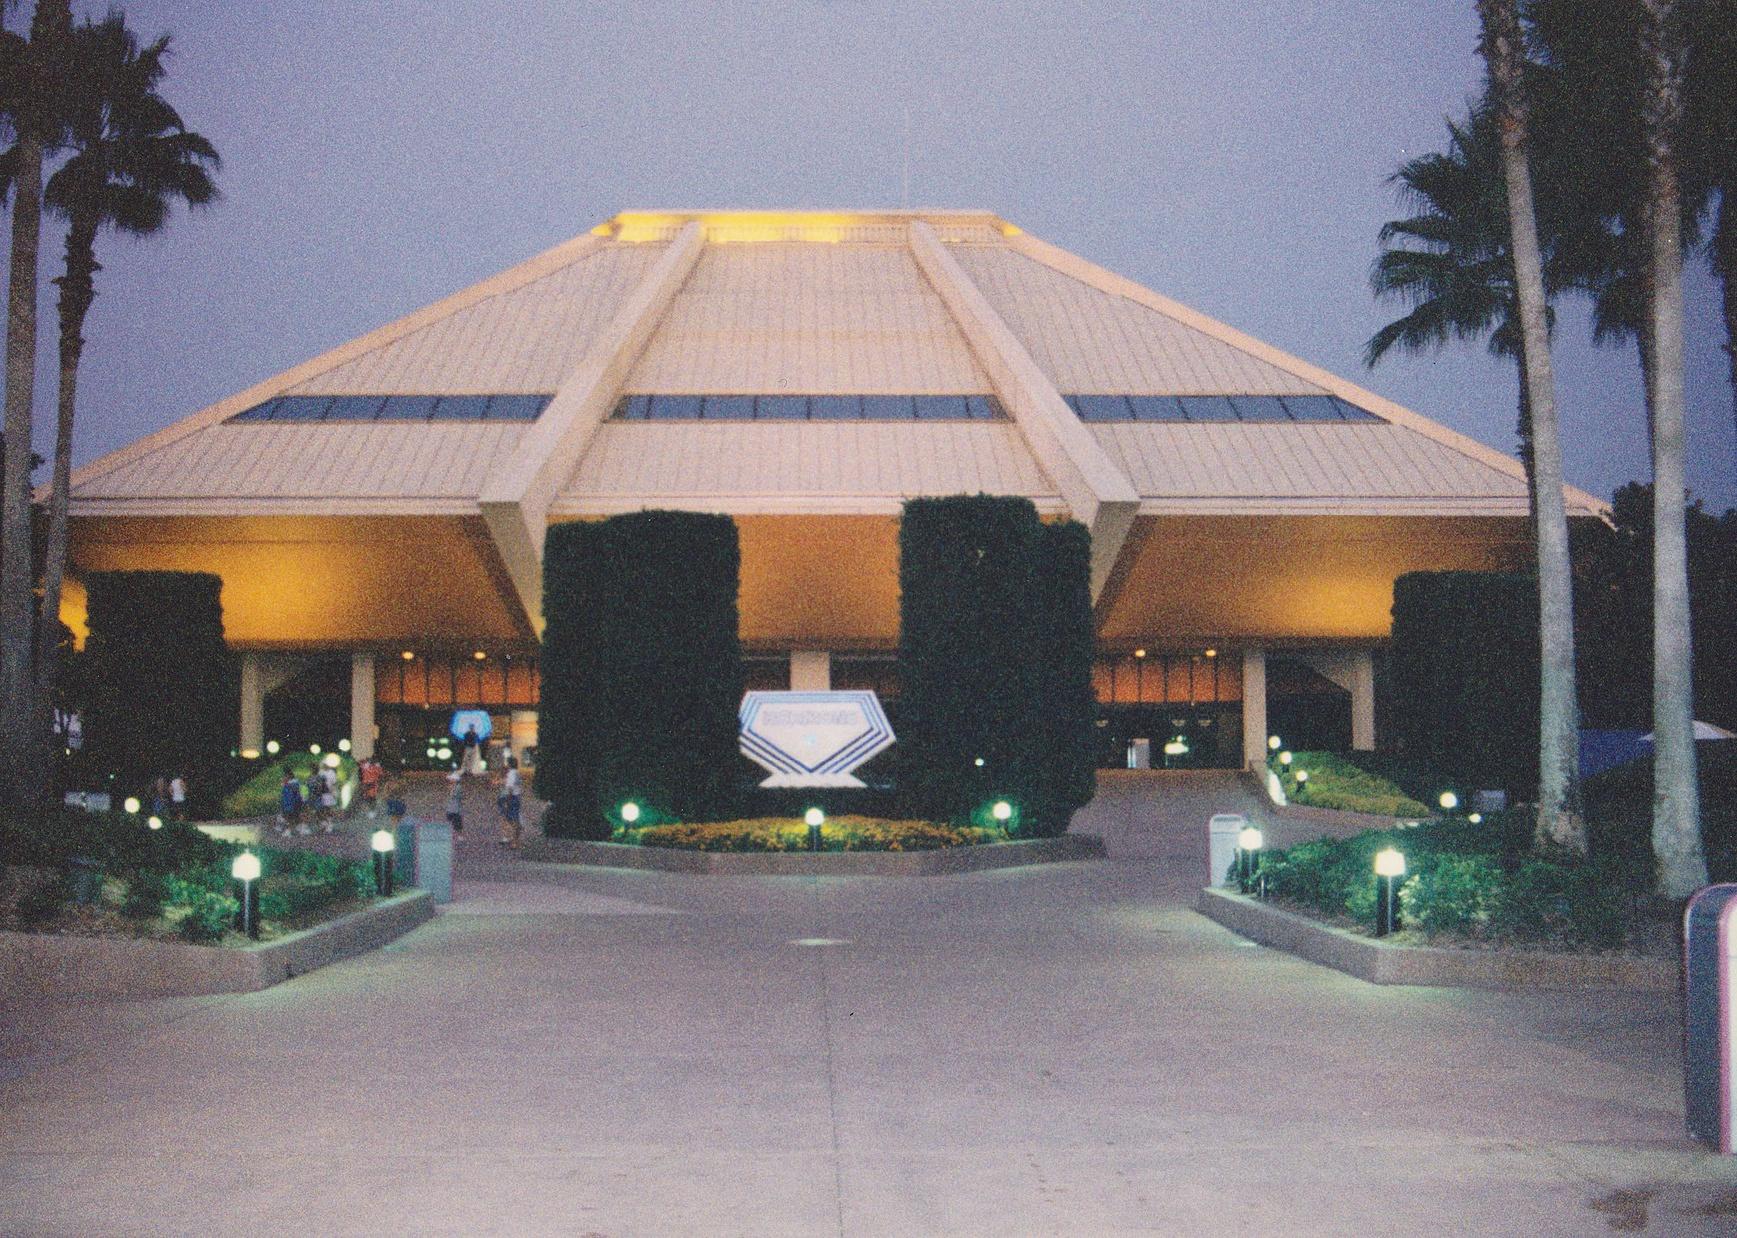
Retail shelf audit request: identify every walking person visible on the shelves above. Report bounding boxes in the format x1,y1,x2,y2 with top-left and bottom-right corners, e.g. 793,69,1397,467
277,768,302,835
151,774,169,821
169,773,188,821
445,771,465,841
495,754,523,848
318,763,339,832
360,756,383,818
461,724,482,777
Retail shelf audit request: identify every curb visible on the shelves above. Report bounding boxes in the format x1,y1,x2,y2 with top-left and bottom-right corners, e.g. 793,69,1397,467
0,890,435,998
1195,886,1678,991
520,834,1107,875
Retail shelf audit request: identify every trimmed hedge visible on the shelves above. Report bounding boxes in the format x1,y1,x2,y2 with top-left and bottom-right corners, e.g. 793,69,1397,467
82,572,237,806
538,512,744,837
897,496,1094,837
1389,572,1538,795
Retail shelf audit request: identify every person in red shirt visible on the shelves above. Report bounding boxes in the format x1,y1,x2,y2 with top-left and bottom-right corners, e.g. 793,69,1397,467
360,756,384,818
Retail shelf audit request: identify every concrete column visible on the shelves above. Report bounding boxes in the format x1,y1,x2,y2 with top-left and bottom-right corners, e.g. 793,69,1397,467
350,652,376,761
1348,649,1376,752
239,654,265,756
1241,647,1268,771
790,650,831,691
1296,649,1378,752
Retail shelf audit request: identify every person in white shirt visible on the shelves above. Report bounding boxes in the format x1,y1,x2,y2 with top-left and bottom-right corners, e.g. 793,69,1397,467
496,754,523,848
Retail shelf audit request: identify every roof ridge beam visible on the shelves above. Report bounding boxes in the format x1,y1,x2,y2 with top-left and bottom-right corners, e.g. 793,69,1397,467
478,220,705,628
66,233,608,499
1007,230,1607,518
907,221,1139,596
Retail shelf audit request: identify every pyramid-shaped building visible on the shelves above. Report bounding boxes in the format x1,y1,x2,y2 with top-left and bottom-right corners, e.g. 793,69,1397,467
67,210,1603,769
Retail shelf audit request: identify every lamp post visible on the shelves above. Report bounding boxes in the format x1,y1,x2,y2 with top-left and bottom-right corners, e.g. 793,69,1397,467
619,801,641,825
1438,791,1459,813
1236,826,1265,896
371,829,396,896
805,807,825,852
233,851,261,938
991,799,1014,838
1374,848,1405,937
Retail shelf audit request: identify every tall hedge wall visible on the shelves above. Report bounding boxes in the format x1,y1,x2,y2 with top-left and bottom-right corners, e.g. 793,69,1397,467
1389,571,1539,793
82,572,236,795
898,496,1094,836
537,512,743,837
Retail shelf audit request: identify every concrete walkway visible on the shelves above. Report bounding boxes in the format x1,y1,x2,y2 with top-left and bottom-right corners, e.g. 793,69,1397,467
4,773,1736,1235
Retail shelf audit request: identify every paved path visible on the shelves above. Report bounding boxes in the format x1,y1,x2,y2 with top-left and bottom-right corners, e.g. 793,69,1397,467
4,773,1736,1235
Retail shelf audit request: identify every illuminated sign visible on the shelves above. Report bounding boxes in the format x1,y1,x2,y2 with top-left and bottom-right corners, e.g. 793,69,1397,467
738,691,895,787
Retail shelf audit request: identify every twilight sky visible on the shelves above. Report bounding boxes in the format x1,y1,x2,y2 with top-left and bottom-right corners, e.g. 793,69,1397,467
25,0,1737,510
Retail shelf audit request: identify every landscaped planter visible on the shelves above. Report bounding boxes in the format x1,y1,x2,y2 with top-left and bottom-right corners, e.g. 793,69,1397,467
1196,886,1677,991
523,834,1106,875
0,889,434,998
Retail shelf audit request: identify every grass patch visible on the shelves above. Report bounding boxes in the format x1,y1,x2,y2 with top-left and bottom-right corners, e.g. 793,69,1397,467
221,756,358,819
619,815,1004,852
1278,751,1433,817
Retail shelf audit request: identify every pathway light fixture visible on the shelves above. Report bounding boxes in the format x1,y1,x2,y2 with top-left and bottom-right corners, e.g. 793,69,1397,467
338,738,352,753
1279,750,1293,767
123,796,141,814
1236,826,1264,896
1439,791,1459,811
1268,735,1282,752
1468,812,1483,825
1374,848,1405,937
619,801,641,824
371,829,396,896
147,816,163,831
233,851,261,938
265,740,280,755
805,806,825,852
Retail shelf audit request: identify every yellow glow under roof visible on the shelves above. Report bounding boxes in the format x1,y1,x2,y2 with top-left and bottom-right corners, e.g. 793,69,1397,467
594,209,1023,244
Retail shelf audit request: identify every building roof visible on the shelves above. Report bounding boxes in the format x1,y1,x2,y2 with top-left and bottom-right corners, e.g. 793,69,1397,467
68,206,1604,631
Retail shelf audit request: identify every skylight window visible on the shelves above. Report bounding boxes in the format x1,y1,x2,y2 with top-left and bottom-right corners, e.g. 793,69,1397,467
1066,394,1381,424
611,394,1007,421
227,394,553,423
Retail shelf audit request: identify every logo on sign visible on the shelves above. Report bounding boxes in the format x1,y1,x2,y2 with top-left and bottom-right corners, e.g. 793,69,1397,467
738,690,895,788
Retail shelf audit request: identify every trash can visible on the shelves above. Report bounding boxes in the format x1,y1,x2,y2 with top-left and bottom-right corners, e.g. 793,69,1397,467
415,820,453,904
1207,814,1246,889
394,820,417,887
1684,883,1737,1151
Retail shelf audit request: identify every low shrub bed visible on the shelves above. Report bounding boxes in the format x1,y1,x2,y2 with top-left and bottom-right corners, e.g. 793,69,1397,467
0,808,374,944
1257,812,1646,953
621,815,1002,852
1275,751,1433,817
222,755,359,820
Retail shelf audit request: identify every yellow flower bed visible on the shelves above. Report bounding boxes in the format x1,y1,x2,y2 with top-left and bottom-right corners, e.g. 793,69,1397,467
627,815,1002,852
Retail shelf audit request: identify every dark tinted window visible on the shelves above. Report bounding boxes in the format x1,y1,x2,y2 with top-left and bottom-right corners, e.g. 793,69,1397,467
809,395,861,420
965,394,999,421
483,395,549,421
648,394,705,419
1075,394,1132,421
225,393,551,423
1229,396,1294,422
756,396,810,420
1176,396,1241,422
1125,396,1188,421
912,395,967,420
703,395,756,420
860,395,916,420
377,395,441,420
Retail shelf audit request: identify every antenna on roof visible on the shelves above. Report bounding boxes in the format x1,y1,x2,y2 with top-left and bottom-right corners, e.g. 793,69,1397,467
902,105,911,209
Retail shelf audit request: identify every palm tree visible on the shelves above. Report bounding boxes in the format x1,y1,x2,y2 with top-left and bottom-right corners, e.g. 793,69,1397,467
1367,110,1541,496
0,0,73,806
20,15,218,802
1637,0,1707,896
1473,0,1586,855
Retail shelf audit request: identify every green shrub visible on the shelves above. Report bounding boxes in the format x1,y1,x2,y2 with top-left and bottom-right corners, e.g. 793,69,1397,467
539,512,744,837
167,876,237,943
898,497,1094,836
1490,859,1629,950
1389,571,1538,795
1400,855,1500,937
82,572,237,806
121,871,170,919
1280,751,1432,817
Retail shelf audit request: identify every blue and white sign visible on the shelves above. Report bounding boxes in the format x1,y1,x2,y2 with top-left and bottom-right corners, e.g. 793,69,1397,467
739,690,895,787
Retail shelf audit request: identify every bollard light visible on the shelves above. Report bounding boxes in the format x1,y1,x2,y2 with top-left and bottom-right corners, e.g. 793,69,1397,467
309,743,321,755
1279,750,1293,766
620,801,641,824
1374,847,1405,937
974,757,985,767
1293,769,1308,785
123,796,141,814
147,815,163,831
1236,826,1265,896
371,829,396,896
805,806,825,852
265,739,281,755
232,850,261,938
322,752,341,769
991,800,1013,822
1268,735,1282,751
338,738,352,753
1439,791,1459,811
1468,812,1483,824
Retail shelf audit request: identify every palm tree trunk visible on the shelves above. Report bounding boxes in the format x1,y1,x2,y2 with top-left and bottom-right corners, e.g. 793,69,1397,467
1715,198,1737,468
1478,0,1587,854
0,131,45,807
34,218,100,789
1639,0,1707,897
